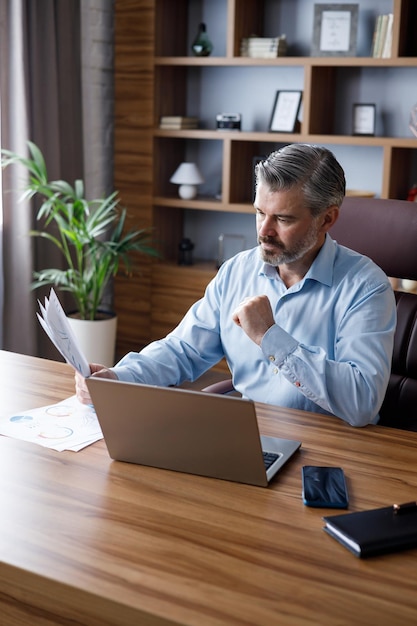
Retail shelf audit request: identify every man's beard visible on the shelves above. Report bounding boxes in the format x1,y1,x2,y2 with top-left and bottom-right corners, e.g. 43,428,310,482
258,223,321,267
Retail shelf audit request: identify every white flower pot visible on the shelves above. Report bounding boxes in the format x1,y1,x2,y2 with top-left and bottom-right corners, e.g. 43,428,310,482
66,314,117,367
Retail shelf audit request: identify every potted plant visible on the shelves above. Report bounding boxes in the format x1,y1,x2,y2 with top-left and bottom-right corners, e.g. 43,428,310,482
1,140,158,364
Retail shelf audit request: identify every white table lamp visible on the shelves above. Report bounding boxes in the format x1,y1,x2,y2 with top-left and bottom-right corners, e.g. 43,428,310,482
170,162,204,199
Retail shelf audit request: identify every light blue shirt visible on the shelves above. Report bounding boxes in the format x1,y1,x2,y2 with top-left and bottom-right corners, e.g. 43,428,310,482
114,235,396,427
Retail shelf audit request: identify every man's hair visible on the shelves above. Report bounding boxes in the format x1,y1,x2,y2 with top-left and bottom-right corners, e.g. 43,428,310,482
255,144,346,217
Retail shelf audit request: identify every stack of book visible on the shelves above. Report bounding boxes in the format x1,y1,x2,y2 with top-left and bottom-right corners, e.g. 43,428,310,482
371,13,393,58
159,116,198,129
240,35,287,59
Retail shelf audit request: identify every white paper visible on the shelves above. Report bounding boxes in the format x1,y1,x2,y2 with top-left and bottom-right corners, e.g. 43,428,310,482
320,11,351,52
0,395,103,451
37,288,91,377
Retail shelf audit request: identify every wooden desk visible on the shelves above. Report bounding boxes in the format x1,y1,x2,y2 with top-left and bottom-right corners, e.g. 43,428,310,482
1,350,417,625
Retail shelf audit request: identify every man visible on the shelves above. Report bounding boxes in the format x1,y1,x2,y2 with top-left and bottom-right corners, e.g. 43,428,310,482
76,144,396,427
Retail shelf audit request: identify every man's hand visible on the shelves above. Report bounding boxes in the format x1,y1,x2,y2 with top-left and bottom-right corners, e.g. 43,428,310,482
232,295,275,345
75,363,118,405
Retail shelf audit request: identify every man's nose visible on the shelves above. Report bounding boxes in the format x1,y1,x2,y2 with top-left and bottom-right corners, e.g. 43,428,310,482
259,215,277,236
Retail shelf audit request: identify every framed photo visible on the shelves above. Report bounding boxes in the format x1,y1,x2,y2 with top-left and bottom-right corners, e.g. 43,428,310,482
269,91,302,133
217,234,246,268
311,4,359,57
352,104,376,136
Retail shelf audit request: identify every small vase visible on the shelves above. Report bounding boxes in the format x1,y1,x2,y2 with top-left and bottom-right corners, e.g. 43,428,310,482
178,238,194,266
67,313,117,366
192,23,213,57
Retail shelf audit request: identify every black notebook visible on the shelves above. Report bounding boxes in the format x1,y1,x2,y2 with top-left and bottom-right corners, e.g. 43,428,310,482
323,505,417,558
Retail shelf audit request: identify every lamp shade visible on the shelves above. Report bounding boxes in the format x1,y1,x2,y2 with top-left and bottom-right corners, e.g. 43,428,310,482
170,162,204,199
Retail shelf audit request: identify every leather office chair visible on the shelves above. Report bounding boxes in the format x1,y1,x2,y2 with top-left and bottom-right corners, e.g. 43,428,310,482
202,197,417,431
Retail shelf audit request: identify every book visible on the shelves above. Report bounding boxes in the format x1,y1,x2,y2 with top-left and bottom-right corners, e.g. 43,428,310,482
376,14,389,57
371,14,393,58
160,122,198,129
370,14,382,57
240,35,287,59
160,116,198,124
323,504,417,558
159,116,198,130
381,14,393,58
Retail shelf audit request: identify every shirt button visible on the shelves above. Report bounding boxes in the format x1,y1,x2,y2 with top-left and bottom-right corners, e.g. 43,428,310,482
294,381,301,387
268,355,275,362
273,367,278,375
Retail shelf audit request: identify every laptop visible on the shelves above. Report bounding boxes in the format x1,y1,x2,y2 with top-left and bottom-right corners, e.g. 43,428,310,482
86,378,301,487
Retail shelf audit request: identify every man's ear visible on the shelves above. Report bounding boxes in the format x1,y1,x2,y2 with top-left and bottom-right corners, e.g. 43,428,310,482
320,206,339,232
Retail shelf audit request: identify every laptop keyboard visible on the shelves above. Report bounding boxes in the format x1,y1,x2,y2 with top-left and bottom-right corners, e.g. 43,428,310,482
263,451,280,470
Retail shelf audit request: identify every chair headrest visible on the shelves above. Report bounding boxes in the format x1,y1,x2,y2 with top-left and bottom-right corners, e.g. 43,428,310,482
330,197,417,280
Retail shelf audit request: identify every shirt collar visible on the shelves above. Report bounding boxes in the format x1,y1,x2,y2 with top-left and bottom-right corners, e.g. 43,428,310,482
259,234,336,287
303,234,335,286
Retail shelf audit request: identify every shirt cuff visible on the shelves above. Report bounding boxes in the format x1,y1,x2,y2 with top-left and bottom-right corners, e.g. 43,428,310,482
110,365,135,383
260,324,299,367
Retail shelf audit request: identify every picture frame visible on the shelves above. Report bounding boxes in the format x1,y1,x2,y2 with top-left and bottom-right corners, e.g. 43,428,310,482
311,4,359,57
352,104,376,136
217,234,246,268
269,91,302,133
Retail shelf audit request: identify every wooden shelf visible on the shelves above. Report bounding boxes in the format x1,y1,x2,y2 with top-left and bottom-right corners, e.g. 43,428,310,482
154,129,417,145
154,196,254,214
154,56,417,68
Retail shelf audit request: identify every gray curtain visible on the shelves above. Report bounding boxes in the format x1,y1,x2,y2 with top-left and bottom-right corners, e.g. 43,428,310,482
0,0,84,358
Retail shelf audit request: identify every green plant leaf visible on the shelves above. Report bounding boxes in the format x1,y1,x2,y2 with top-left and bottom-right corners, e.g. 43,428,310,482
2,140,159,319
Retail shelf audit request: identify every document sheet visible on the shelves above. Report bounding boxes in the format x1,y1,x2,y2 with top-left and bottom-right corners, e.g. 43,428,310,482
0,290,102,451
37,288,91,377
0,395,103,451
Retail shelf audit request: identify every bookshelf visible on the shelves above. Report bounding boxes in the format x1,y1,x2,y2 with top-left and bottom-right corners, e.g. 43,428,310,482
114,0,417,358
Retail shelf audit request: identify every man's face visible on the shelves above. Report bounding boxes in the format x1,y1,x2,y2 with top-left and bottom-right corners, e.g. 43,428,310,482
254,183,327,267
